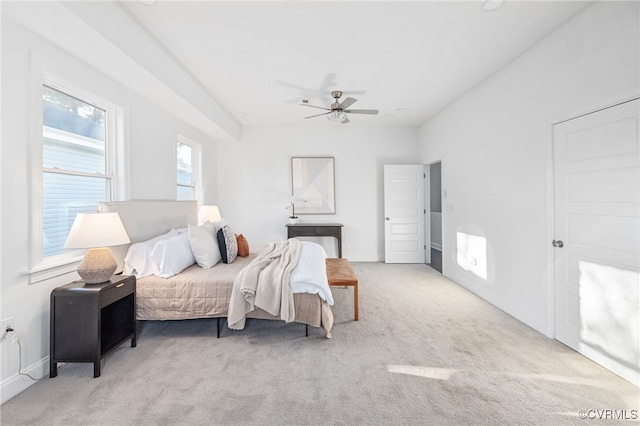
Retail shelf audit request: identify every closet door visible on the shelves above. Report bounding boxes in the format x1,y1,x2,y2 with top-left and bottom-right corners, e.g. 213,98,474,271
554,99,639,385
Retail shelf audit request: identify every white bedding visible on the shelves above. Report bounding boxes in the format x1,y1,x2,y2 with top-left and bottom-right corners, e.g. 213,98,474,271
290,241,334,305
127,231,333,303
99,201,334,333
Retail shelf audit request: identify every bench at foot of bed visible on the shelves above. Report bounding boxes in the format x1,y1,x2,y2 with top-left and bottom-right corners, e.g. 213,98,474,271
326,258,359,321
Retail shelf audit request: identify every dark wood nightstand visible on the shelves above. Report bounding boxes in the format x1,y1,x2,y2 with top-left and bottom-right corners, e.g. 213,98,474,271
50,275,136,378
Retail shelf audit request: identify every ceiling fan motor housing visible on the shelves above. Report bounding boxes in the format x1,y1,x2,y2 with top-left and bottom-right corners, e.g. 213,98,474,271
331,91,343,110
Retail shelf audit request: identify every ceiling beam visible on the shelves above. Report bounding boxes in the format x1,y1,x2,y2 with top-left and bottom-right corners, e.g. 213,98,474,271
4,1,240,142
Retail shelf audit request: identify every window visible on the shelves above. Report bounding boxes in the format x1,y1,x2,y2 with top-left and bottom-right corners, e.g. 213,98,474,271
42,86,111,258
30,74,124,277
176,136,200,201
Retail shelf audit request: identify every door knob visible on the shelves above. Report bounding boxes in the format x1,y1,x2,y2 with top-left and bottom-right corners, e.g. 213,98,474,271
385,217,390,221
552,240,564,248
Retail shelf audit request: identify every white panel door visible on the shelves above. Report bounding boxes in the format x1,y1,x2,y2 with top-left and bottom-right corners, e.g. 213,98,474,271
384,165,425,263
554,99,640,385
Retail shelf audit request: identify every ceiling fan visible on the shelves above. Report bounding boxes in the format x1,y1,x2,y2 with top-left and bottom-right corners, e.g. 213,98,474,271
301,91,379,124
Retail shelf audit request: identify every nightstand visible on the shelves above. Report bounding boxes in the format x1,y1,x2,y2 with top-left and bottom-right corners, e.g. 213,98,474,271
50,275,136,378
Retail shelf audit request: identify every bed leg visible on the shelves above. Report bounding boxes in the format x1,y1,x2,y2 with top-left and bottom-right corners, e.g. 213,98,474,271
305,324,308,337
217,317,221,338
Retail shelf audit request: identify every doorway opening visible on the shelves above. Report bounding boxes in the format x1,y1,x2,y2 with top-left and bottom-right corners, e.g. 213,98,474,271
425,161,442,273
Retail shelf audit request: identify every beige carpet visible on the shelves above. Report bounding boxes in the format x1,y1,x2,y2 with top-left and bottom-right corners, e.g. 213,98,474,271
1,262,638,425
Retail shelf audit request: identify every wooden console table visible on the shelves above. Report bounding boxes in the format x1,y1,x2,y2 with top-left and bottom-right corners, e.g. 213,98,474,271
286,223,344,258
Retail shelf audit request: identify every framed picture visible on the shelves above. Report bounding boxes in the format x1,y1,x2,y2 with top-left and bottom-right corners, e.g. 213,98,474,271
291,157,335,214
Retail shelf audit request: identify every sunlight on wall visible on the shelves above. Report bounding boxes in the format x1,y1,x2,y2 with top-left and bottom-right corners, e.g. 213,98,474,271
456,232,487,280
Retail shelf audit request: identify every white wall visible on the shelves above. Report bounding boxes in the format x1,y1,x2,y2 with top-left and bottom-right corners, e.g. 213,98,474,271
217,125,419,260
0,18,217,403
127,100,219,201
418,1,639,334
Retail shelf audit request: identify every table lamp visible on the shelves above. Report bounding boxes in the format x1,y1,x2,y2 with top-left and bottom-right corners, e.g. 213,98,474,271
198,205,222,224
64,212,131,284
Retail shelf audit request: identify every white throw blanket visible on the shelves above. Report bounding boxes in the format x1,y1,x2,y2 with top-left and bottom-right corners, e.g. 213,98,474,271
290,241,333,305
228,238,301,330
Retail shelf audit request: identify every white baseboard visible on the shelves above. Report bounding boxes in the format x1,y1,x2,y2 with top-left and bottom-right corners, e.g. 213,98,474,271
0,356,49,405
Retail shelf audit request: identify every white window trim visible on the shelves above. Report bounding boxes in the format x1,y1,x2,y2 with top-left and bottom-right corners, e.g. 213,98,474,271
176,134,202,204
24,67,127,283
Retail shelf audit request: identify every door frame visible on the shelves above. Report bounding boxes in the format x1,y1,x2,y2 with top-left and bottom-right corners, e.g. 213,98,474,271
424,159,443,269
424,164,431,265
546,96,640,339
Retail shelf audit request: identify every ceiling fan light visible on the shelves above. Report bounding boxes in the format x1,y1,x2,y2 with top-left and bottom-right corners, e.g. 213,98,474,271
327,110,347,123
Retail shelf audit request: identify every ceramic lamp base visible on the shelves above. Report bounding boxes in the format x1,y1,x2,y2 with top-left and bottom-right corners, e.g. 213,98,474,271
77,247,117,284
289,217,300,225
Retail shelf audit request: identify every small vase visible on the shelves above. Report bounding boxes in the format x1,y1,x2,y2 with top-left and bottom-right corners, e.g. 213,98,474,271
289,216,300,225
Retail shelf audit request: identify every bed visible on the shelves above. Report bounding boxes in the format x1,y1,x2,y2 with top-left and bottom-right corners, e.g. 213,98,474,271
99,200,334,337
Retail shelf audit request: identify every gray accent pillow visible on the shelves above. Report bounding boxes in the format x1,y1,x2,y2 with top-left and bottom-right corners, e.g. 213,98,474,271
217,225,238,263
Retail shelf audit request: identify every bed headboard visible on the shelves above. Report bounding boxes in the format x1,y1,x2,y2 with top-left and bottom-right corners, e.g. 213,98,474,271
99,200,198,272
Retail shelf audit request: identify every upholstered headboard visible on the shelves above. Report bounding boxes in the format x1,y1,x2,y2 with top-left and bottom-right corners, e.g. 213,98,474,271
99,200,198,272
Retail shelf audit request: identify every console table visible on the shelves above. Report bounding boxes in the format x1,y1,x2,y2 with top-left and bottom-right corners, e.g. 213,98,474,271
286,223,344,258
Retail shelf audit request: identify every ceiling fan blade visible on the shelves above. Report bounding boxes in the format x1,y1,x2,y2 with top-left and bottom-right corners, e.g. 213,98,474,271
339,97,357,109
304,111,330,119
300,103,330,111
341,116,351,124
345,109,379,115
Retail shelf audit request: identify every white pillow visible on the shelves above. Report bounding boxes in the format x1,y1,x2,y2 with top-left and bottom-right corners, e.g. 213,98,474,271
149,233,195,278
124,229,179,277
187,223,221,268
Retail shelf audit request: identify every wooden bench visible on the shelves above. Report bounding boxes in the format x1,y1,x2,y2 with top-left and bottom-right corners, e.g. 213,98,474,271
326,258,359,321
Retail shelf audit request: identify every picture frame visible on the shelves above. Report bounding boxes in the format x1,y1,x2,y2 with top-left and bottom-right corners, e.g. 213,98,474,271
291,156,335,214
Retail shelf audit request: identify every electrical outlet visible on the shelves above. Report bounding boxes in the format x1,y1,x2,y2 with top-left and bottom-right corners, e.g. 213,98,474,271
0,317,14,340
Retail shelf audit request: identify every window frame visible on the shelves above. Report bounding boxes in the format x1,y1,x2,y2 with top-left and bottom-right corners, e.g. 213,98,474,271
176,135,202,203
27,69,126,283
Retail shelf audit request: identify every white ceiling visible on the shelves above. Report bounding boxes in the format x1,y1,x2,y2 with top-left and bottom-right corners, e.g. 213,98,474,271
117,0,593,127
3,1,593,136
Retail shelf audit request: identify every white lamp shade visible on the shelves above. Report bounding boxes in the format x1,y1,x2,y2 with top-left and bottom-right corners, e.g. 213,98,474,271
64,212,131,249
198,205,222,224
